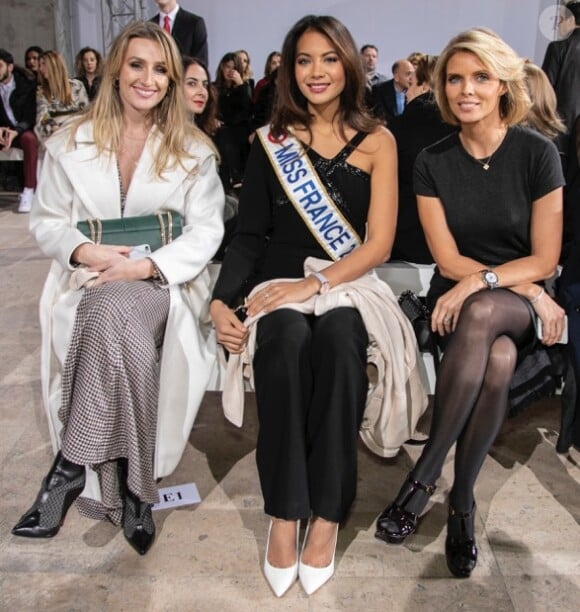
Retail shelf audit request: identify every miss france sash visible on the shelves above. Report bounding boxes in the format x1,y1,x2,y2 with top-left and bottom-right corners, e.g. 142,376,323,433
257,126,362,261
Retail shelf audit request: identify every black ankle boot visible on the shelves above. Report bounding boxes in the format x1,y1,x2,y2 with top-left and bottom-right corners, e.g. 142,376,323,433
375,475,436,545
445,504,478,578
118,460,155,555
12,451,85,538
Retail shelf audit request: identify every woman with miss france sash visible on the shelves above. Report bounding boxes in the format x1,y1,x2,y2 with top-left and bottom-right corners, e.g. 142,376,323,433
259,127,360,258
210,15,420,597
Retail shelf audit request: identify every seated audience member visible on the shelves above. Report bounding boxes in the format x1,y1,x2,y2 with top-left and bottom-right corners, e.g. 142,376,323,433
35,51,89,149
523,60,569,250
210,15,423,597
375,28,565,579
236,49,255,93
0,48,39,213
361,44,388,88
251,67,278,133
182,56,218,137
151,0,208,65
558,114,580,452
11,21,224,556
24,46,43,84
253,51,280,104
370,58,415,124
214,52,253,192
182,55,237,257
75,46,103,101
388,55,455,263
523,61,580,454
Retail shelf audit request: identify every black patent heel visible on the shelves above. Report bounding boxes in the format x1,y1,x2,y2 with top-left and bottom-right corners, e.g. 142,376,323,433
375,475,436,545
445,504,478,578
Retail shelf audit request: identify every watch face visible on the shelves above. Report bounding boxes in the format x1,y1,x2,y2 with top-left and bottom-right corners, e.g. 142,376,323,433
483,270,498,287
319,282,330,295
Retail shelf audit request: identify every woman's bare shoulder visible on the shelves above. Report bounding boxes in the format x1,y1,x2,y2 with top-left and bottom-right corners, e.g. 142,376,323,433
360,124,396,155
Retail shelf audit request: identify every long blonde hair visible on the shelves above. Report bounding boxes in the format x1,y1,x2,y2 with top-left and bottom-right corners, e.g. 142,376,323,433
73,21,210,177
236,49,253,82
39,51,73,105
433,28,531,127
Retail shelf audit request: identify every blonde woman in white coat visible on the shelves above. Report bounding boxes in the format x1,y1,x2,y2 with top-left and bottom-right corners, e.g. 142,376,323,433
11,21,224,556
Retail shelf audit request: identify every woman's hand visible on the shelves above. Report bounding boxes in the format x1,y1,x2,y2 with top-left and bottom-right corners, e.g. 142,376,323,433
72,243,131,268
210,300,248,354
91,256,153,286
431,273,483,335
245,277,320,318
229,69,243,86
532,290,566,346
72,243,154,286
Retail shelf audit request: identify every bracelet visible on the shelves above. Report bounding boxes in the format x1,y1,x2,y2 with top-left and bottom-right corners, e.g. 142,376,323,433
529,287,545,304
147,257,161,281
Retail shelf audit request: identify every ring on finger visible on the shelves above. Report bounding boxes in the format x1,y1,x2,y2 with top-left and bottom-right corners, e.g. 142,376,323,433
444,317,452,324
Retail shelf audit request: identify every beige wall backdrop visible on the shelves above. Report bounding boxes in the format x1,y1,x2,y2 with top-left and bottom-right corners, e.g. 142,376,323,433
1,0,56,67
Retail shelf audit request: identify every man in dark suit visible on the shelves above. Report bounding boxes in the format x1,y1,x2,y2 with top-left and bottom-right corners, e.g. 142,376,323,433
151,1,208,66
370,58,414,125
542,1,580,149
0,48,38,212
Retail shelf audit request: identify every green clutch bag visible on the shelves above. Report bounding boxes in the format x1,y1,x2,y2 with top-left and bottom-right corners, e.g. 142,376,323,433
76,211,183,251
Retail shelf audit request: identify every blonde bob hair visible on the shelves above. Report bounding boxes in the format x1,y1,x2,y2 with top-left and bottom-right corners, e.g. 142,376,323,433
433,28,531,127
73,21,209,177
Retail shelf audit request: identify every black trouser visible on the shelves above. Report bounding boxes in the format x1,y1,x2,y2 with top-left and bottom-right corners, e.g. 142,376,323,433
253,308,368,523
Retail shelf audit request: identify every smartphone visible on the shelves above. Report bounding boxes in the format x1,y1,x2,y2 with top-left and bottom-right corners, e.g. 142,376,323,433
536,316,568,344
128,244,151,260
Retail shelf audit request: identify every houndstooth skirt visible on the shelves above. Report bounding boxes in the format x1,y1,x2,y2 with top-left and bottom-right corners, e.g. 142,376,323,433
59,280,170,525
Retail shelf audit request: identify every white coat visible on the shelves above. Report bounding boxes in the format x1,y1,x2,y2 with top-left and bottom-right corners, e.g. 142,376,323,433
29,121,225,501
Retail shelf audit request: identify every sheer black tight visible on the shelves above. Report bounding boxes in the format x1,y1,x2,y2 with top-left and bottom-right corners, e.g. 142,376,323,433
400,290,534,517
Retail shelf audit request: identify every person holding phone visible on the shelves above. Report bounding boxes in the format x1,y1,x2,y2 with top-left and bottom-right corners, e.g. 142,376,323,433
11,21,224,556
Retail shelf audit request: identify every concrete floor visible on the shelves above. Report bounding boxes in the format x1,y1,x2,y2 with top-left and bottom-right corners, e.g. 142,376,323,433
1,193,579,611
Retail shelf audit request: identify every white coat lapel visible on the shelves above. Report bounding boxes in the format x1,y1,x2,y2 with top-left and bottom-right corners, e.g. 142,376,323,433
122,129,198,217
57,122,121,219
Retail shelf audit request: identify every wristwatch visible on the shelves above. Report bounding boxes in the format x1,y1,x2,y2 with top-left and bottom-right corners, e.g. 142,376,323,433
311,271,331,294
481,269,499,290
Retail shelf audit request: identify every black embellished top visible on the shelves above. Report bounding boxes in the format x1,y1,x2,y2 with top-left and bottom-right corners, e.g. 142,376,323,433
212,131,371,306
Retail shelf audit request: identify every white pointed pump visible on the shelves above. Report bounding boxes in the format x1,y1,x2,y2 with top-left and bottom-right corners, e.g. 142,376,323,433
263,519,300,597
298,518,339,595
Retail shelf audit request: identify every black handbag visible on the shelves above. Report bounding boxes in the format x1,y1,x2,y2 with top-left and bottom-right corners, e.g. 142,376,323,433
76,210,183,251
398,290,440,370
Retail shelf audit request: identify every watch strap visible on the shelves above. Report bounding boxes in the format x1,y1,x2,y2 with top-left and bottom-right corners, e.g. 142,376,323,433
310,271,330,293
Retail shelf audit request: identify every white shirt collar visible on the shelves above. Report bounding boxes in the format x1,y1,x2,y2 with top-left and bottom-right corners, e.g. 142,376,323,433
159,3,180,26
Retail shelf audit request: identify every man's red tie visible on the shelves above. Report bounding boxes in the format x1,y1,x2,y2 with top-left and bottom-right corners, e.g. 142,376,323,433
163,15,171,34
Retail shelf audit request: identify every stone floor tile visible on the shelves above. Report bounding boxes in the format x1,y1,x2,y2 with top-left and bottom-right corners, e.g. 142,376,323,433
2,203,580,610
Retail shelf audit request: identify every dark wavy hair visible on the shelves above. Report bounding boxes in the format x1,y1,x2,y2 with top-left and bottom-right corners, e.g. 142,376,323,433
270,14,378,141
182,55,218,137
74,46,103,79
